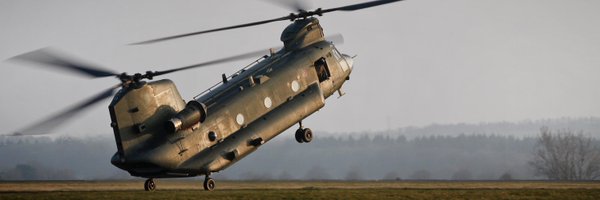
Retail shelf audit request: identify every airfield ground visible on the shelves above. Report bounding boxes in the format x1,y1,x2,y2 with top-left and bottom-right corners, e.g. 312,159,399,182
1,180,599,199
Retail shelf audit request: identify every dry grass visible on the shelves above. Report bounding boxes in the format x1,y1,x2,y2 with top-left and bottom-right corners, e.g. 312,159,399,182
1,180,599,200
1,180,599,192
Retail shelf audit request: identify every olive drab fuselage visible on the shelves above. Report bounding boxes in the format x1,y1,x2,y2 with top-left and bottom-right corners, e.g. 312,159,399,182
108,18,354,178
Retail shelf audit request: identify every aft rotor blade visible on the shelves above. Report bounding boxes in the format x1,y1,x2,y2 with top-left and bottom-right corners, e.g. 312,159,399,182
151,48,275,77
9,48,118,78
10,85,119,136
130,16,291,45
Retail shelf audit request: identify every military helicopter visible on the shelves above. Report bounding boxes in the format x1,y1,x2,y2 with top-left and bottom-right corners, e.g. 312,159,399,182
8,0,402,191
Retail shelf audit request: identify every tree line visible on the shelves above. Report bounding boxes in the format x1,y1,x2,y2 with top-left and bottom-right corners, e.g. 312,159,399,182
1,118,598,180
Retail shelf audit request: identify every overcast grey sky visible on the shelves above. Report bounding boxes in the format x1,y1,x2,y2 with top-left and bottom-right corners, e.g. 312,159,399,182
1,0,599,136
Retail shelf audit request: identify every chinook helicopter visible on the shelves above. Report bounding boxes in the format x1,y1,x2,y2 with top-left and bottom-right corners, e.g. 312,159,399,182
8,0,402,191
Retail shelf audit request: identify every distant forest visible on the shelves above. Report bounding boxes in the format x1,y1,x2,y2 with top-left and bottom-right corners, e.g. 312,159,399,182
1,117,598,180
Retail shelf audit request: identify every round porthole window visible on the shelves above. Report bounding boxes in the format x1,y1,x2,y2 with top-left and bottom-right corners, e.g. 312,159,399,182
291,80,300,92
264,97,272,109
236,113,245,125
208,131,217,142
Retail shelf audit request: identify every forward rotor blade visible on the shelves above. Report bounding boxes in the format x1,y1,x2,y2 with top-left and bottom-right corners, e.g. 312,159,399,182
151,34,343,77
131,0,401,45
326,33,344,45
321,0,404,13
151,48,275,77
9,48,118,78
10,85,119,136
130,16,291,45
265,0,311,12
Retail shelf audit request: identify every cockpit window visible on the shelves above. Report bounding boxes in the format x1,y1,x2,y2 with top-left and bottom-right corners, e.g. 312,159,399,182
314,57,331,82
332,48,349,72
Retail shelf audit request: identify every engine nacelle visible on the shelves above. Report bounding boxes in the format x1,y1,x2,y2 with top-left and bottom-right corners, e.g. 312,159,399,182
165,100,207,133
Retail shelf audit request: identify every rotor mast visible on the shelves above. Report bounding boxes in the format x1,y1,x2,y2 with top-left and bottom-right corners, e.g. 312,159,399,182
280,18,324,51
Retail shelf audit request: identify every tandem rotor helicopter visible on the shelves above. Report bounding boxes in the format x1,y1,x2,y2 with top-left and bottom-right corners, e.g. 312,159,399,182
8,0,402,191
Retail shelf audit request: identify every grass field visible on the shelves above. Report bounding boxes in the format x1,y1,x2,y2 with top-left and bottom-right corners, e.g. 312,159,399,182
1,180,599,199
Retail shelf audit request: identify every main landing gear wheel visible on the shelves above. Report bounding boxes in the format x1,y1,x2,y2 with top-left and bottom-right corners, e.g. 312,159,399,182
295,128,313,143
144,178,156,191
203,177,215,191
295,121,313,143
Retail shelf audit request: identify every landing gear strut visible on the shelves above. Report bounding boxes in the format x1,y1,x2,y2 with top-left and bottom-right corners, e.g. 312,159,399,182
144,178,156,191
203,175,215,191
295,121,313,143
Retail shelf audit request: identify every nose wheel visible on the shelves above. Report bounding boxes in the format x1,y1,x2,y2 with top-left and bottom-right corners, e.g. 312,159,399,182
295,121,313,143
144,178,156,191
203,176,216,191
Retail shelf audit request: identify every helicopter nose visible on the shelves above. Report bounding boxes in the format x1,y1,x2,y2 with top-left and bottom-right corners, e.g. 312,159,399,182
342,54,354,70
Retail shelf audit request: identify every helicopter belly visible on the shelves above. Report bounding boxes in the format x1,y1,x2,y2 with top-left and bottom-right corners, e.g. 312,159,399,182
180,83,325,174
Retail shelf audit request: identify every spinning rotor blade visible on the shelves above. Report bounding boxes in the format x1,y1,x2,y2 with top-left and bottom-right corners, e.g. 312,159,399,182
151,48,274,77
129,16,290,45
131,0,401,45
9,48,118,78
10,85,120,136
150,33,343,77
320,0,403,12
326,33,344,45
265,0,311,12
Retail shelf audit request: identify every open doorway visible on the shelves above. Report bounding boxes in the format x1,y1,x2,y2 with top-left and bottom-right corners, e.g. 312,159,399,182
314,57,330,82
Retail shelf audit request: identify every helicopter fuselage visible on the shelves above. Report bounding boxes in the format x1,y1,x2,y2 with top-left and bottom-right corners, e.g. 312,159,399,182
109,18,354,178
8,1,402,191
